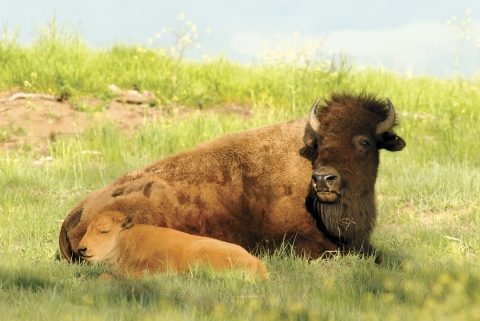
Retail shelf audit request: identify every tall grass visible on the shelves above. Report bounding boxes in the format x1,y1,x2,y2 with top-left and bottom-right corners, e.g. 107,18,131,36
1,20,480,320
0,19,350,108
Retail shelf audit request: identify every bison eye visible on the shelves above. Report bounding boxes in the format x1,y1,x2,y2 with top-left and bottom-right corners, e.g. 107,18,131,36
360,140,370,147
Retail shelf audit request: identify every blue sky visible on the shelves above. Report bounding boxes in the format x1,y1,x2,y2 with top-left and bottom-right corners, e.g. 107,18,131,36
2,0,480,77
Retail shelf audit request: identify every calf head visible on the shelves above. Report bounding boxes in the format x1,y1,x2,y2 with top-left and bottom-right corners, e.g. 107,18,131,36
77,211,133,263
303,93,406,249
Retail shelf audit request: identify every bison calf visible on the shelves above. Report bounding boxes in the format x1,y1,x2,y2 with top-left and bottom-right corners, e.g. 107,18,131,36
77,211,269,280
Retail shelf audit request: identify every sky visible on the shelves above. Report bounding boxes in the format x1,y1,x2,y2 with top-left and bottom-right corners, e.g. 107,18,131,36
1,0,480,77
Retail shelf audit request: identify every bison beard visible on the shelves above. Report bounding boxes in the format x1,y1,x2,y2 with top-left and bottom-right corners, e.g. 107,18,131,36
308,189,376,254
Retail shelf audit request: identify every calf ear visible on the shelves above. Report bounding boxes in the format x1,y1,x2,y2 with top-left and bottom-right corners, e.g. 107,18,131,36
382,134,406,152
121,215,134,230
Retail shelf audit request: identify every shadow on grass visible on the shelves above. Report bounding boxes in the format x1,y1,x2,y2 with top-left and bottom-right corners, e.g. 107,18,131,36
105,279,166,306
0,267,59,292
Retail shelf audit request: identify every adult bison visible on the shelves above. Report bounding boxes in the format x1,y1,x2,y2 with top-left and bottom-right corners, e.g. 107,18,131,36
59,92,405,262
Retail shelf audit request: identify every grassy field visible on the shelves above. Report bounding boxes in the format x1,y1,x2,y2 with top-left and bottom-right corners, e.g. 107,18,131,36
2,22,480,320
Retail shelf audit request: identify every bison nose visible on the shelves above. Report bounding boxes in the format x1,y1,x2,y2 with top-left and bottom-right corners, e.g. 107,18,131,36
312,174,337,191
77,247,87,257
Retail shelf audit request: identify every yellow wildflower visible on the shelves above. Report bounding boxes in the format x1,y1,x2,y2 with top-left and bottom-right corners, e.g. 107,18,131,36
182,34,191,43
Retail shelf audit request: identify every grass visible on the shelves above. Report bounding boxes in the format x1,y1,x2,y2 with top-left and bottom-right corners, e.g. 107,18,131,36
2,21,480,320
0,122,26,141
0,19,350,108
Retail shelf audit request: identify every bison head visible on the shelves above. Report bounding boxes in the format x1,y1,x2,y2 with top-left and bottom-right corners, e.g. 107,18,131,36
303,93,406,251
77,211,133,263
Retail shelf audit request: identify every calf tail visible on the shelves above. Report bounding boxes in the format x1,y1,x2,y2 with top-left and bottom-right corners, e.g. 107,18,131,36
58,207,84,263
58,223,79,262
58,223,71,261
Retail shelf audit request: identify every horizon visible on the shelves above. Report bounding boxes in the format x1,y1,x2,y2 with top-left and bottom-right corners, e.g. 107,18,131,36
2,1,480,78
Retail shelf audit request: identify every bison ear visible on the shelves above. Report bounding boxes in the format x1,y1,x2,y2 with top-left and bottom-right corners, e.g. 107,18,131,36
382,134,406,152
121,215,134,230
302,126,318,149
303,134,317,148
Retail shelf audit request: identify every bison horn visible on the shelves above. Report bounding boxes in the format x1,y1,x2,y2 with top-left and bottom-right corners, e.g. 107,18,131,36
308,97,322,133
376,98,396,135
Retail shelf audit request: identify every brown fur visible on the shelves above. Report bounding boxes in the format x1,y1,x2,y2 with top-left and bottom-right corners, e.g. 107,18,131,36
304,92,406,255
78,211,268,280
60,92,405,262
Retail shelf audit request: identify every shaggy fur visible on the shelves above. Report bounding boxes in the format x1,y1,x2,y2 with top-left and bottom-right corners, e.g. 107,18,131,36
59,92,405,262
304,92,406,254
78,211,268,280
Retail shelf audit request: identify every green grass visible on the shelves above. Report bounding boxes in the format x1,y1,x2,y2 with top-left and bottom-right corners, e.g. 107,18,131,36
2,21,480,320
0,19,350,108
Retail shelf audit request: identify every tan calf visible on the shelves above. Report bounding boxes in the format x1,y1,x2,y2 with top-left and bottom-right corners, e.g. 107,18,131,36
77,211,268,280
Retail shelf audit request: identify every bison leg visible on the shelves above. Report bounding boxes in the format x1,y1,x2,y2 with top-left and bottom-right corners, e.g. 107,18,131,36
98,272,113,282
292,235,340,259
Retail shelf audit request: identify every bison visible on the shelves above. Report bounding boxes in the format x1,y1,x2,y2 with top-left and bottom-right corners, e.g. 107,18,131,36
59,92,405,262
77,211,268,280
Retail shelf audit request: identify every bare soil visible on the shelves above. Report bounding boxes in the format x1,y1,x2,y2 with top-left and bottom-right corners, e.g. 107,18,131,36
0,90,251,154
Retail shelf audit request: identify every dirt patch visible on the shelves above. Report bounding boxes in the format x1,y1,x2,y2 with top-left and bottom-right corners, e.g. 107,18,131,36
0,90,251,154
418,206,472,226
396,202,472,226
